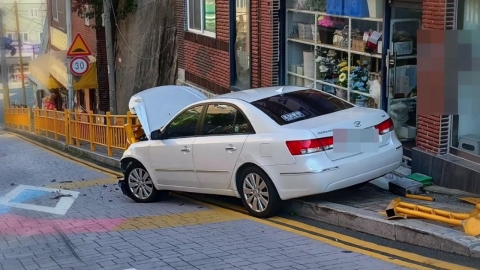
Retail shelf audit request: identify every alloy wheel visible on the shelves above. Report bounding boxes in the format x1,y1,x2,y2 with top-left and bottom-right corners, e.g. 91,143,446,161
128,168,154,200
243,173,269,212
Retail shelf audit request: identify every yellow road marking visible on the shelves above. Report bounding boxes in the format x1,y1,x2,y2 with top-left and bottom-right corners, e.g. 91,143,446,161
13,132,474,270
175,194,476,270
47,178,119,189
113,209,243,231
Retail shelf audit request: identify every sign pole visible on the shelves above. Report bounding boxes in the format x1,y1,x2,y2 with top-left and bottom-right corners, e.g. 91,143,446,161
14,1,26,105
0,9,10,108
66,0,74,110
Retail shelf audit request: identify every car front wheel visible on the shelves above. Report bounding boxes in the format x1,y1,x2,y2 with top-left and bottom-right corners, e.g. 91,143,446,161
126,163,168,203
238,167,281,218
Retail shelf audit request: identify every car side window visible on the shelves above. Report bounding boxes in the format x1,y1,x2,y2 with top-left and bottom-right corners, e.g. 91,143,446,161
164,105,204,139
202,104,253,135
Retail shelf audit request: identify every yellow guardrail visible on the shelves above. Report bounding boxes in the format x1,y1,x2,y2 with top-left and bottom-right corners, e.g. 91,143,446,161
4,108,138,156
4,108,32,131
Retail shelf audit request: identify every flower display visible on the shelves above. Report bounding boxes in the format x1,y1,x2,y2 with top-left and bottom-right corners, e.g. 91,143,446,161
349,60,371,101
317,16,347,28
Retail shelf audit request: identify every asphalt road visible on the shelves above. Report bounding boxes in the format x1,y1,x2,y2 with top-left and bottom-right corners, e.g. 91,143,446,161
0,85,35,124
0,130,479,270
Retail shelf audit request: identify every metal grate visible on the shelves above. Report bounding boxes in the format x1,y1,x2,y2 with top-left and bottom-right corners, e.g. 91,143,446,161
271,0,280,86
440,0,458,155
445,0,458,30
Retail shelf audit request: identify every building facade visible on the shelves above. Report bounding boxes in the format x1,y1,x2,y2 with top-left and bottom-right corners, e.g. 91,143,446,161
176,0,480,193
175,0,281,96
28,0,109,113
412,0,480,194
1,0,45,83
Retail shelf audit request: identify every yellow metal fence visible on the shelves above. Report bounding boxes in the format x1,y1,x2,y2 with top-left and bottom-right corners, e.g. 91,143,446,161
4,108,137,156
4,108,32,131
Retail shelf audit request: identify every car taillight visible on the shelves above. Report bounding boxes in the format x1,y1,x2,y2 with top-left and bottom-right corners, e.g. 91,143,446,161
286,137,334,155
375,118,394,135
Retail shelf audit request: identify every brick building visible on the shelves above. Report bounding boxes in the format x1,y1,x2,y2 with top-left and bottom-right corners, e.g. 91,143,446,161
29,0,109,112
412,0,480,193
175,0,479,193
175,0,282,95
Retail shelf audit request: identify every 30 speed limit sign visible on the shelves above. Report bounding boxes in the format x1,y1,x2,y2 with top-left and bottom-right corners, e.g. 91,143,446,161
70,56,89,76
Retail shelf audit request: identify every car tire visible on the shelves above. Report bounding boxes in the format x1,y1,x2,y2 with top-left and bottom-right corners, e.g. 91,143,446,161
237,166,282,218
125,163,169,203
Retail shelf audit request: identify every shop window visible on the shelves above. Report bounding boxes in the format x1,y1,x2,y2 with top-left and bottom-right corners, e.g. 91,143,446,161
187,0,216,37
234,0,251,89
20,33,29,43
29,9,39,18
449,1,480,160
286,0,384,109
52,0,58,21
458,0,480,30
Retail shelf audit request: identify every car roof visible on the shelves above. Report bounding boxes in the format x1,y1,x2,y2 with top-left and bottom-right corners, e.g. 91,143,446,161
210,86,310,103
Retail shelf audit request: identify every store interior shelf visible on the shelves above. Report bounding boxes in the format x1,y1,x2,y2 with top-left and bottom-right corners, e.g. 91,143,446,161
288,37,382,59
286,8,383,22
287,71,371,98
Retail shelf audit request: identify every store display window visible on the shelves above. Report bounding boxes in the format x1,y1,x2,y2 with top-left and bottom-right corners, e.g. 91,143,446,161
286,0,384,108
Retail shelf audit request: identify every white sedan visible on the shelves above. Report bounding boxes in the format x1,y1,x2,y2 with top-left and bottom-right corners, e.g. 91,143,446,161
118,85,403,218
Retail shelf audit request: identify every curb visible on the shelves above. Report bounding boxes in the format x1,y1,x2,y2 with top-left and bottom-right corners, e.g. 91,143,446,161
5,127,480,258
288,197,480,258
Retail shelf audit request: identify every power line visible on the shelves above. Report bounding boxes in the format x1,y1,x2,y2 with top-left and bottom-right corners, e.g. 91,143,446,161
110,0,175,60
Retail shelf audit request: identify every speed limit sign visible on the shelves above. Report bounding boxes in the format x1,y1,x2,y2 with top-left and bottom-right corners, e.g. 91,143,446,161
70,57,89,76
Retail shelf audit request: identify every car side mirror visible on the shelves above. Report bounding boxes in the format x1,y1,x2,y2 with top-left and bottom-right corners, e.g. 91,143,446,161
150,130,163,140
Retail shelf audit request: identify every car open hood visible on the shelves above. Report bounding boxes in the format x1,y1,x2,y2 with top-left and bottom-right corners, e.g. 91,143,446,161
128,85,207,139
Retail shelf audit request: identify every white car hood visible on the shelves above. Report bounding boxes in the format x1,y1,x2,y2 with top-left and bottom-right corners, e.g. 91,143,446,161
128,85,207,139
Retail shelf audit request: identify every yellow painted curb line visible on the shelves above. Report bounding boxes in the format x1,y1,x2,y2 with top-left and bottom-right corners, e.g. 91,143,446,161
175,194,476,270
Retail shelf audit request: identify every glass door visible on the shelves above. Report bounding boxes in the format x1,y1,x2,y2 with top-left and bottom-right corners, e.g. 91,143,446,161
386,8,421,151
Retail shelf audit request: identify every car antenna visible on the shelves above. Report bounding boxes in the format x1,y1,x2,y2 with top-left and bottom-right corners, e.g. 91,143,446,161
275,87,284,96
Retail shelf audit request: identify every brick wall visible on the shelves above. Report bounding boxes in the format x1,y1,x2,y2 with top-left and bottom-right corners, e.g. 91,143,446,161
421,0,446,30
178,0,229,94
251,0,274,88
416,0,446,154
71,13,97,56
177,0,275,94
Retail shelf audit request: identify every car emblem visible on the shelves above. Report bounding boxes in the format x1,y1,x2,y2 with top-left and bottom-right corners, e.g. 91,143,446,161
353,121,362,127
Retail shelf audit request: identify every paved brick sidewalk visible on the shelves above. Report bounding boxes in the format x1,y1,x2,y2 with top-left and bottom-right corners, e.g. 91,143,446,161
0,131,411,270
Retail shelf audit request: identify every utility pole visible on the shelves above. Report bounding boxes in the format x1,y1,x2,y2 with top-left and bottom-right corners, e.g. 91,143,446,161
0,9,10,108
14,1,26,105
66,0,74,110
103,0,117,114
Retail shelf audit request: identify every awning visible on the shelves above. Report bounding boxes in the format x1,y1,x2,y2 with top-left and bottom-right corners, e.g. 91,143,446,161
28,50,98,90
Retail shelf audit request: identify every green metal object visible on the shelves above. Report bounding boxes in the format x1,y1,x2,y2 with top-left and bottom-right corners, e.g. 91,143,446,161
406,173,432,186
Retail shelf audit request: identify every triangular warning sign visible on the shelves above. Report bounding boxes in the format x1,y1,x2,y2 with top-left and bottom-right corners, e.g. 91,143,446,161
67,33,92,57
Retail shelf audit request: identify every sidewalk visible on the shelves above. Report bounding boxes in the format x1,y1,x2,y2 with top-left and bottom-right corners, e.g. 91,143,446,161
3,126,480,258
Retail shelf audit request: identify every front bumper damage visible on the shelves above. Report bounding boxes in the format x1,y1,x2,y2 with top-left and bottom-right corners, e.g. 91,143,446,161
117,177,130,197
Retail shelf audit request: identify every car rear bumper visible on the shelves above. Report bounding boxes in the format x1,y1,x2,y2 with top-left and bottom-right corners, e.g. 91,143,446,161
262,143,403,200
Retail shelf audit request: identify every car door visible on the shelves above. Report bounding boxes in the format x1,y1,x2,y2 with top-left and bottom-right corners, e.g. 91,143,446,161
149,105,204,188
193,104,254,190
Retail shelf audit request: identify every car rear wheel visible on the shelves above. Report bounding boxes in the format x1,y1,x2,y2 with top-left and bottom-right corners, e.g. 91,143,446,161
126,163,168,203
238,166,281,218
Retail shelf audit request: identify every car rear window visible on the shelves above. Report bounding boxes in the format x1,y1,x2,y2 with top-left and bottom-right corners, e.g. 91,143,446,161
250,89,354,125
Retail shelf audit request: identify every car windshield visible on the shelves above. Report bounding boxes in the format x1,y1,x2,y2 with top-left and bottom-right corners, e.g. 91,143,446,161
250,89,354,125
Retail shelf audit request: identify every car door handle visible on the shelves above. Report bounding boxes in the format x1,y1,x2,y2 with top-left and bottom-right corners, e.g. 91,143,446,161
181,148,191,153
225,146,237,151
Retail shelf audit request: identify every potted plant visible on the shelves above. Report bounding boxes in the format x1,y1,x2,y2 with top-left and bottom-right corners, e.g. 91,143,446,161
335,60,352,99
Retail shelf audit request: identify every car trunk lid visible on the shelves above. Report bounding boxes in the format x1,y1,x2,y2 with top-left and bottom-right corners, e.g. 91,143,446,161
284,107,391,161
